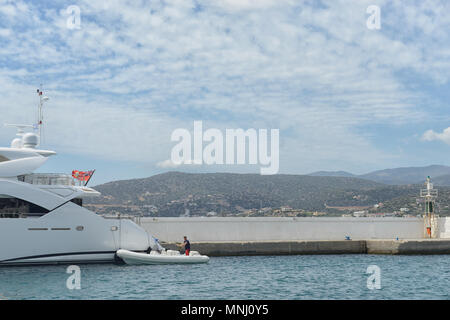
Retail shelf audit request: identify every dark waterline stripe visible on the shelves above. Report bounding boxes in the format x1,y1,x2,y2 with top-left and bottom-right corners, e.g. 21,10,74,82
0,251,116,263
0,249,148,264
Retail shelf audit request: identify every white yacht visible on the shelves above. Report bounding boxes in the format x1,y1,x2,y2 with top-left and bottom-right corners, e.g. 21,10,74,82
0,90,162,266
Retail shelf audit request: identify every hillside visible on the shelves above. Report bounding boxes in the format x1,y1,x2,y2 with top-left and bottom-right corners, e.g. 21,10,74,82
360,165,450,185
431,174,450,187
309,165,450,185
84,172,450,217
308,171,355,177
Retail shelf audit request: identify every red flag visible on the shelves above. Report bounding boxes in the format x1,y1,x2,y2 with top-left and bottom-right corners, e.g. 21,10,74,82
72,170,94,181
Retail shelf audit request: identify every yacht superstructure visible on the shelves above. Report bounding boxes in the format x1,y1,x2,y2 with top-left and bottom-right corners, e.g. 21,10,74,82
0,89,161,266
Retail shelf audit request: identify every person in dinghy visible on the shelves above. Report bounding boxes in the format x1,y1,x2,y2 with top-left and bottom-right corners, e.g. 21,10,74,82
177,236,191,256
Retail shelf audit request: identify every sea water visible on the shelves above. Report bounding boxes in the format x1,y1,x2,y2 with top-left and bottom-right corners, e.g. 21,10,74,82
0,254,448,300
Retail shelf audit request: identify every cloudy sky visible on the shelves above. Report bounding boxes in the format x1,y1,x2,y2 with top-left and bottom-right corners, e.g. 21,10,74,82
0,0,449,185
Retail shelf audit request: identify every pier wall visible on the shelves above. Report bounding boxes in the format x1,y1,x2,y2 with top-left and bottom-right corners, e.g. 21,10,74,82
140,217,450,242
438,217,450,238
162,240,368,256
160,240,450,256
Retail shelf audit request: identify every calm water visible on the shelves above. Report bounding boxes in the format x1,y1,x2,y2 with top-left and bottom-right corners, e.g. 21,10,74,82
0,255,449,300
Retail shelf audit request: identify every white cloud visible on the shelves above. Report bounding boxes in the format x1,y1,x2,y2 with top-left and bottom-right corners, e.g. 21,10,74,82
156,159,181,169
0,28,11,37
422,128,450,145
0,0,449,174
0,4,16,17
212,0,288,11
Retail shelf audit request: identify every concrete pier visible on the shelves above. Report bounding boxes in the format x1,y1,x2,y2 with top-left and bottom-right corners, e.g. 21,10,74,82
142,217,450,242
366,239,450,255
142,217,450,255
162,239,450,256
162,240,367,256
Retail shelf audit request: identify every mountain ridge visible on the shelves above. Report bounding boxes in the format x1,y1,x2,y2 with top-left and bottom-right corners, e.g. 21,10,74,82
85,171,450,217
308,165,450,185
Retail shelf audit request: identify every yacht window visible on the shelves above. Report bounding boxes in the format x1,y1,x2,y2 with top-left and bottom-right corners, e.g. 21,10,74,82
71,198,83,207
0,155,9,163
0,213,20,218
0,196,49,217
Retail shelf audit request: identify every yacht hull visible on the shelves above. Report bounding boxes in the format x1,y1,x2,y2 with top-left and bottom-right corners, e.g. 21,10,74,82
0,202,151,266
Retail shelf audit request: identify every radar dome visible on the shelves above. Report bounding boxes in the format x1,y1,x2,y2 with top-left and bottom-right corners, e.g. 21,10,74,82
22,133,39,148
11,138,23,148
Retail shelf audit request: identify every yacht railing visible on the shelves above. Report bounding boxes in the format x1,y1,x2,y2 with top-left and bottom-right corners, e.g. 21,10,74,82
18,173,82,186
102,214,142,225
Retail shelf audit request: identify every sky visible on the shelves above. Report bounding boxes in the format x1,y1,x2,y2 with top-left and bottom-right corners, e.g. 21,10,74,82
0,0,449,185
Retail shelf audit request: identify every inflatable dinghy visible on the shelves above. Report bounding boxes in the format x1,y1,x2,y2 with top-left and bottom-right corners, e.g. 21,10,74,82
116,249,210,265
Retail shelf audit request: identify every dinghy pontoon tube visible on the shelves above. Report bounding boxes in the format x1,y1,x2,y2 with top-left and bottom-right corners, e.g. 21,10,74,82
116,249,210,265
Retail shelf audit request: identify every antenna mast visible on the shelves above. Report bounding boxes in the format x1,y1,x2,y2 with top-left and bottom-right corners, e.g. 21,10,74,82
36,85,49,146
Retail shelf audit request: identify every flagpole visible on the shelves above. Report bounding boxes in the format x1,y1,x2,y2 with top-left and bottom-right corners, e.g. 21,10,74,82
85,169,95,187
